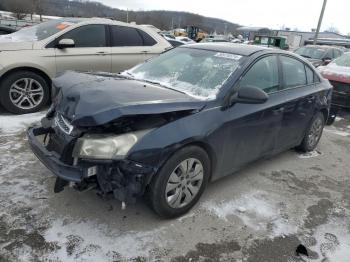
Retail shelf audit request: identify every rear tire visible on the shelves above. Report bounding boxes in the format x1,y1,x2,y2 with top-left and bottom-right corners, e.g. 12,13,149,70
298,112,325,152
0,71,49,114
147,146,210,218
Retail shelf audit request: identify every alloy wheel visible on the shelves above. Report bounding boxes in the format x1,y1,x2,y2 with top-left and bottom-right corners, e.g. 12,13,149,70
165,158,204,208
308,117,323,148
9,78,44,110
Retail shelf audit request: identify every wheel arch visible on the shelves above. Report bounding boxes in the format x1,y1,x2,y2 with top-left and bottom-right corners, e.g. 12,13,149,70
319,107,329,122
148,140,217,186
0,66,52,94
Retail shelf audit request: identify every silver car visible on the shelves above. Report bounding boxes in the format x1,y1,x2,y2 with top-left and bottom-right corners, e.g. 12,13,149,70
0,18,171,114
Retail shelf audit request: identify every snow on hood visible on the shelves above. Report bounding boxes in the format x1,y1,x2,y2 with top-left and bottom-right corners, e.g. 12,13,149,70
0,34,34,50
318,64,350,84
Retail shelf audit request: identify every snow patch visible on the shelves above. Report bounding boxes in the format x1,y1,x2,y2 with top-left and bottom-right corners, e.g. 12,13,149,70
324,128,350,137
307,218,350,262
44,218,166,261
202,191,297,238
298,150,322,159
0,112,45,134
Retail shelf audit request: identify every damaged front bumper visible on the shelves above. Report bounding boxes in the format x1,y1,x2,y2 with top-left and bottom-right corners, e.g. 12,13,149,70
27,125,156,204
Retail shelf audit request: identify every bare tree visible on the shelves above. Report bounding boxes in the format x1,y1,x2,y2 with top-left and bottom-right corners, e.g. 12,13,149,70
32,0,44,21
324,26,340,34
3,0,31,19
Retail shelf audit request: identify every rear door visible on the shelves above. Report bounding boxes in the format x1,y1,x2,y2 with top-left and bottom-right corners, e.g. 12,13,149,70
109,25,159,73
221,55,284,174
54,24,111,73
274,55,317,150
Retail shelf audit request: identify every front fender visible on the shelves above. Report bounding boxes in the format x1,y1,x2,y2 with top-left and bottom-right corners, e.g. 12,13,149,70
126,106,226,179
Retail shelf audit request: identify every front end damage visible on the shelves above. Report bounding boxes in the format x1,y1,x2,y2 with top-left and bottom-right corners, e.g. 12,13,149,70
27,109,195,206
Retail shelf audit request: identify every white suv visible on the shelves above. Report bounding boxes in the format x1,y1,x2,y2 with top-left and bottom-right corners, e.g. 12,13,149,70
0,18,171,114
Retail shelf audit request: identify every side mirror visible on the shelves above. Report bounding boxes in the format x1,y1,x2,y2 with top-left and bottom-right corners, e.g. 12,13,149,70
229,85,269,105
56,38,75,49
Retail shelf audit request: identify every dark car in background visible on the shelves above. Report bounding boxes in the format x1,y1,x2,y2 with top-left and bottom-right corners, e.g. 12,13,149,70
27,43,332,218
295,45,344,67
0,25,16,35
319,52,350,108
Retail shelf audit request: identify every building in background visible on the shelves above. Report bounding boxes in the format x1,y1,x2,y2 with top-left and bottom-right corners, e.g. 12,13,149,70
236,26,272,41
274,30,349,50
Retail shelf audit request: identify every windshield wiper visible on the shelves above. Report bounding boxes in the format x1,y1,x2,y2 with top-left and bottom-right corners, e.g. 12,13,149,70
300,55,312,58
117,71,134,80
141,79,187,95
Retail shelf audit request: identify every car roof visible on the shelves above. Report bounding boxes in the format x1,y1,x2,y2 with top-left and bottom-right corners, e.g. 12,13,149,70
57,17,136,27
180,43,273,56
301,45,342,50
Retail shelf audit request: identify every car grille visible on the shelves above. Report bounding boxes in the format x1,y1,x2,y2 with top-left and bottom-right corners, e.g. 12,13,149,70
329,80,350,108
55,113,74,135
46,113,76,164
329,80,350,93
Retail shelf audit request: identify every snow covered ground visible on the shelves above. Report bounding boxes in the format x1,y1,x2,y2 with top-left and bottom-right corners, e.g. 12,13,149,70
0,109,350,261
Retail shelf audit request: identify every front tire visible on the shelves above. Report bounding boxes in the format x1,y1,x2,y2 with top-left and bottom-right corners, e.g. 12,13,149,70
298,112,325,152
148,146,210,218
0,71,49,114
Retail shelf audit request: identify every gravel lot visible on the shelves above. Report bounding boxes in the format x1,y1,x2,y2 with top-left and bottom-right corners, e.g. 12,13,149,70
0,108,349,262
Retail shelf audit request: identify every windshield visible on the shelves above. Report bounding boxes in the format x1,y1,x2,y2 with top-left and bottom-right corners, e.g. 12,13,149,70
295,46,327,59
6,19,82,41
127,47,242,99
332,53,350,67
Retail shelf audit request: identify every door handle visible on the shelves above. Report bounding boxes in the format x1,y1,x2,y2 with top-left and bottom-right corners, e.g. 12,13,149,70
140,51,149,53
96,51,108,56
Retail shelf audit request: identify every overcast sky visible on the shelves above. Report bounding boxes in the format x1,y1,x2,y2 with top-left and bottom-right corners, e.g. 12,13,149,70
95,0,349,34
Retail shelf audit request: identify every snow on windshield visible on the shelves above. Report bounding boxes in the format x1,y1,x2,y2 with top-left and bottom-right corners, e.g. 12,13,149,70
128,48,242,100
5,19,79,42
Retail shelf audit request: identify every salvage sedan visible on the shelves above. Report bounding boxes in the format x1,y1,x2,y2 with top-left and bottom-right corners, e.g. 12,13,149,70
27,43,332,218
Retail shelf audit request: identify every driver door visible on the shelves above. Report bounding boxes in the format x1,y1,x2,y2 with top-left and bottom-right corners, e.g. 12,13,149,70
220,55,284,175
54,24,111,74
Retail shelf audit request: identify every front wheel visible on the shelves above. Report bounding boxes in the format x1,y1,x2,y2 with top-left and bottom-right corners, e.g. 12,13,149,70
298,112,325,152
147,146,210,218
0,71,50,114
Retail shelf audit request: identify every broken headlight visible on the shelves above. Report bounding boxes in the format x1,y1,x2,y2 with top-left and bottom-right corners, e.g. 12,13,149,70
73,130,152,160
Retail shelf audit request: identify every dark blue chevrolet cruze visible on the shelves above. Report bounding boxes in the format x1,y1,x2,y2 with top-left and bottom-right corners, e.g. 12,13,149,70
28,43,332,218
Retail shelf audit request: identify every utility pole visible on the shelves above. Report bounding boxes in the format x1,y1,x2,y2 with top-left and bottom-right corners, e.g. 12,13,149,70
313,0,327,44
126,9,129,23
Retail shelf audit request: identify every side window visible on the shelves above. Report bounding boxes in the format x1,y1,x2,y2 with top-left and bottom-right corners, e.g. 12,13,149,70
280,56,307,88
111,26,143,46
137,29,157,46
305,65,315,84
60,25,106,47
239,56,279,93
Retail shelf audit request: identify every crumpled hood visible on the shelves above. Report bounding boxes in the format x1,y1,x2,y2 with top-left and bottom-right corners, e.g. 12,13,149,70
53,71,206,127
0,35,33,51
318,64,350,84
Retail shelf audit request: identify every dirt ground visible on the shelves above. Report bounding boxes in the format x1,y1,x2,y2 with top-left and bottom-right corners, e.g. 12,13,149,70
0,108,349,262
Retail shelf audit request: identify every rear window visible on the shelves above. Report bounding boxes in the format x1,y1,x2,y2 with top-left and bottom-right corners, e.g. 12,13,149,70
138,29,157,46
111,25,144,46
